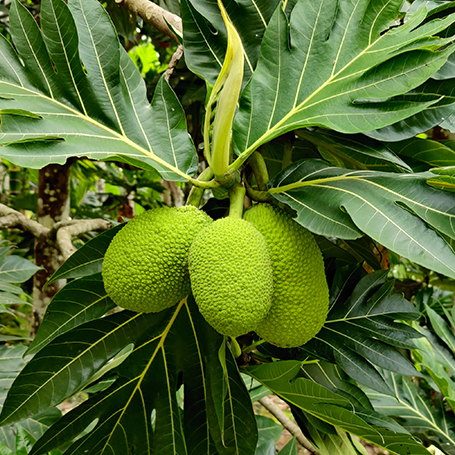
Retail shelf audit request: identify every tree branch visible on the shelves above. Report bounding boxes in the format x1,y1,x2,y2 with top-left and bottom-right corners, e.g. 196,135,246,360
115,0,182,42
259,395,320,455
55,219,112,260
0,203,49,242
164,44,184,82
0,204,112,260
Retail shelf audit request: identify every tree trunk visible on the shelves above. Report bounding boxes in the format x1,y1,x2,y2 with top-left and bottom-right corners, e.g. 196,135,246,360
31,163,71,333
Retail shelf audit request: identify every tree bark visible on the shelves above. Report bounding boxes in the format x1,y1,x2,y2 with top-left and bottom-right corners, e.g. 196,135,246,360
115,0,182,41
32,163,71,332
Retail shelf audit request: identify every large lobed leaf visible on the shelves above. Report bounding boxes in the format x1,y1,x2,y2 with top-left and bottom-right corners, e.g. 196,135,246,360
245,360,431,455
0,0,197,181
269,159,455,279
232,0,455,163
181,0,280,85
0,294,258,455
298,268,421,395
365,370,455,455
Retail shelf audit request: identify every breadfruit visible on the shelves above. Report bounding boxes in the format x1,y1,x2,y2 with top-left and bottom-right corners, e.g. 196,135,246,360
102,206,213,313
244,203,329,348
188,217,274,337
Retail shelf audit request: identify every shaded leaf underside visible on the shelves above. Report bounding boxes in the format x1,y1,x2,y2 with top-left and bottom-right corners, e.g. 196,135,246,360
270,159,455,279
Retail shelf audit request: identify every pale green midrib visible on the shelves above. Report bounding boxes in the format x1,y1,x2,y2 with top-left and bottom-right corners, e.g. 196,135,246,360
0,45,24,88
162,348,177,452
292,1,323,111
239,58,443,164
161,87,179,169
331,0,361,78
0,81,195,182
183,301,210,453
33,377,138,451
306,182,455,272
230,13,452,171
29,292,108,355
269,173,365,193
16,6,54,99
343,279,389,320
100,300,185,453
271,174,455,227
323,325,409,369
250,0,266,27
0,311,144,425
119,65,152,153
395,376,455,442
280,190,361,236
189,5,222,69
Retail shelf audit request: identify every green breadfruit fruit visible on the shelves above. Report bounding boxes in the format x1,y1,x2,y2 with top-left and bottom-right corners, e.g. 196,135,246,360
244,203,329,348
188,217,274,337
102,206,213,313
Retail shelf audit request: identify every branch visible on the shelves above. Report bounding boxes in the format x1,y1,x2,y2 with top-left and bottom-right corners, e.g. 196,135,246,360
259,395,320,455
115,0,182,42
55,219,113,260
0,203,49,242
0,204,112,260
164,44,184,82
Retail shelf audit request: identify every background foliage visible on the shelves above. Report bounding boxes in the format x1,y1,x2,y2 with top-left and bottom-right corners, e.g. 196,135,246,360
2,0,455,454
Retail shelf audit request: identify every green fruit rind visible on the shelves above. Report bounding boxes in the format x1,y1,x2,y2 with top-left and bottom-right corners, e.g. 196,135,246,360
102,206,213,313
244,203,329,348
188,217,274,337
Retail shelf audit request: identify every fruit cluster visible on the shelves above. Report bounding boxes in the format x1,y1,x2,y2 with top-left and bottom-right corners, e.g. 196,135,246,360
102,203,329,348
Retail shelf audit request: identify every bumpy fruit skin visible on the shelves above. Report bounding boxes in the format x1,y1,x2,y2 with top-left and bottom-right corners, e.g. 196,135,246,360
102,206,213,313
244,203,329,348
188,217,273,337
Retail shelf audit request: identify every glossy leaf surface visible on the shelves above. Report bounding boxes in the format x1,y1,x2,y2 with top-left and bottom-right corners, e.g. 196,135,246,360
1,298,258,455
366,370,455,455
232,0,455,161
300,269,421,394
0,0,197,181
182,0,280,84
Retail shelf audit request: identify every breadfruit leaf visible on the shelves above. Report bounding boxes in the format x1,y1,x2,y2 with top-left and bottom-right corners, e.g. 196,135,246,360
366,77,455,141
181,0,280,85
269,159,455,279
300,269,421,395
365,370,455,454
0,0,197,182
231,0,455,167
385,136,455,170
46,223,124,285
245,360,431,455
0,345,62,454
0,298,258,455
26,274,116,357
296,129,412,172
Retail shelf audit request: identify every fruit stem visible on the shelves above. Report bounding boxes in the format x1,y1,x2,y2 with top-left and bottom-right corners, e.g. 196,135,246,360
281,134,294,171
186,167,214,207
229,337,242,358
248,152,269,191
228,183,246,218
245,178,272,202
243,339,265,354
